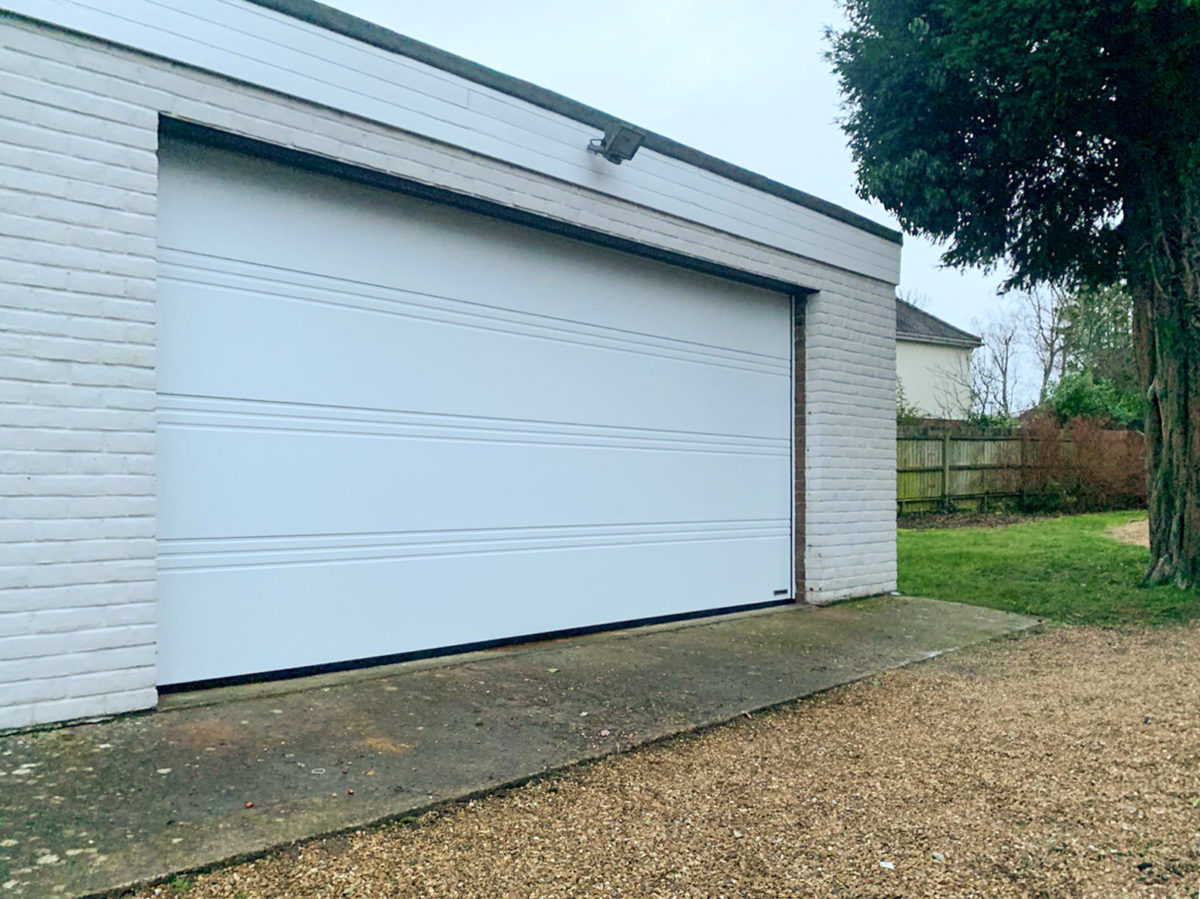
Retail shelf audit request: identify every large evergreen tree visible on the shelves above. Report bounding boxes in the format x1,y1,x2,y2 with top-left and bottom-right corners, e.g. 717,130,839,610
829,0,1200,587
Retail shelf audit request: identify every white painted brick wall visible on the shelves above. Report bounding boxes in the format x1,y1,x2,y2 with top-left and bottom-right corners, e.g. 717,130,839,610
0,11,898,729
0,19,160,731
803,279,897,602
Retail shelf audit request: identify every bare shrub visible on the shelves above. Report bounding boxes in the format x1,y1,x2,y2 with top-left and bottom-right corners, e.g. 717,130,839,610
1069,418,1146,511
1018,415,1145,513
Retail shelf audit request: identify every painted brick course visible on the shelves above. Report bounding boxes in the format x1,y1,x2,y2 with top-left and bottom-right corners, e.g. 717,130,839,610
803,278,897,602
0,9,897,728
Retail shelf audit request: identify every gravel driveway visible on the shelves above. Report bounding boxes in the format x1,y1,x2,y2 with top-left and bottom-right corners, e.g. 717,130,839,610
128,625,1200,898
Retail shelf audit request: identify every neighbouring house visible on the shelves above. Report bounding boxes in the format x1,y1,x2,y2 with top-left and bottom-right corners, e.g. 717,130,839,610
895,300,982,419
0,0,901,730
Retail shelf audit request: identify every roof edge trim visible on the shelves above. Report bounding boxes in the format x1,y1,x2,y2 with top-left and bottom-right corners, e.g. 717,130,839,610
245,0,903,245
896,333,983,349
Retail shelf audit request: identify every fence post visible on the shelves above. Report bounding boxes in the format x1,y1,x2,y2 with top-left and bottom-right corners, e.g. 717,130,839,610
941,432,951,511
1019,433,1027,508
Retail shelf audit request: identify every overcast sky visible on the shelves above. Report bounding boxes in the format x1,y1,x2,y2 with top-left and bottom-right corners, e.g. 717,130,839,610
323,0,1012,341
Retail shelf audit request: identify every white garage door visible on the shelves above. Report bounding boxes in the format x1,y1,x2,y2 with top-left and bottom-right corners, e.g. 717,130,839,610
156,139,794,686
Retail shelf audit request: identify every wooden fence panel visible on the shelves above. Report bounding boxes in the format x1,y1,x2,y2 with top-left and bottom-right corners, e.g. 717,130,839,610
897,424,1146,514
896,431,1024,513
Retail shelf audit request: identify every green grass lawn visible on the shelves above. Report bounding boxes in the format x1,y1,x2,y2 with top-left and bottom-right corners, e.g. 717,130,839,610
898,511,1200,626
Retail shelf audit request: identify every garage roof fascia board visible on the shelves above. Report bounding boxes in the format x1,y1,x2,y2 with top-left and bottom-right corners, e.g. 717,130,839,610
161,116,815,298
245,0,902,246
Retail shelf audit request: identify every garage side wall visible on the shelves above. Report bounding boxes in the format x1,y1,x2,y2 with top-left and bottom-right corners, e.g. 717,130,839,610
804,281,898,602
0,13,898,729
0,35,160,731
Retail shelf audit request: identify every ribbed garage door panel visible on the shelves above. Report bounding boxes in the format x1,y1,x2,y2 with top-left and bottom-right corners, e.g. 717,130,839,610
155,139,793,685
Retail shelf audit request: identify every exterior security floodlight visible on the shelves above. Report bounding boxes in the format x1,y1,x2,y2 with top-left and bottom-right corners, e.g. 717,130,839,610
588,122,645,165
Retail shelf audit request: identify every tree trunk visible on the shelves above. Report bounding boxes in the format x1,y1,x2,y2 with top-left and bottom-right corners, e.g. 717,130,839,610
1127,161,1200,588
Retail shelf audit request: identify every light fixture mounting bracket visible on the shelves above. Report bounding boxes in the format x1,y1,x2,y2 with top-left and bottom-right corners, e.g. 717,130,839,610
587,122,646,165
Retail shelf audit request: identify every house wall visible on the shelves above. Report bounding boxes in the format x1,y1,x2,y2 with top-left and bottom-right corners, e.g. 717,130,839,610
896,340,974,419
0,4,898,730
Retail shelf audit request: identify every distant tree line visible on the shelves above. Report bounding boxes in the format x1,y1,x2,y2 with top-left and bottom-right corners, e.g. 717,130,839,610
966,282,1141,430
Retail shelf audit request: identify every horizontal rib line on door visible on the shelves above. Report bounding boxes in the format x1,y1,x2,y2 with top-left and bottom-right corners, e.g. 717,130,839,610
157,394,790,456
158,249,791,376
158,521,791,571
